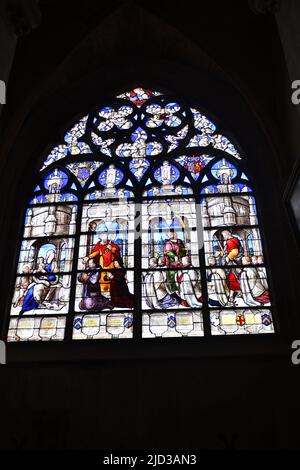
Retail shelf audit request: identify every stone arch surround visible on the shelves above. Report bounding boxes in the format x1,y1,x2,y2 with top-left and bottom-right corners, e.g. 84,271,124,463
0,3,298,355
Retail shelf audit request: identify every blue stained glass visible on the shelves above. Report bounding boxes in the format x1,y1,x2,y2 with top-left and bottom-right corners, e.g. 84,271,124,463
69,142,91,155
116,119,134,131
85,188,133,200
144,185,191,197
100,106,114,114
154,161,180,184
176,155,214,179
41,115,92,171
211,159,238,181
74,317,83,330
212,135,241,159
146,103,161,113
64,115,88,143
44,169,68,191
166,102,180,112
132,127,147,142
188,130,241,160
60,193,78,202
98,105,134,132
81,166,92,182
169,219,183,230
119,189,133,198
262,313,272,326
167,315,176,328
29,194,47,204
146,142,163,156
91,132,114,155
118,105,135,116
165,115,181,128
191,108,216,133
165,125,189,152
201,183,252,194
130,158,150,181
11,86,276,343
77,165,92,183
248,196,256,212
85,193,95,200
116,143,135,159
41,145,68,170
116,139,162,159
145,102,182,129
247,233,254,252
124,316,133,328
66,162,102,186
239,183,252,192
63,116,92,156
98,165,124,188
37,243,57,260
117,87,161,106
188,134,212,148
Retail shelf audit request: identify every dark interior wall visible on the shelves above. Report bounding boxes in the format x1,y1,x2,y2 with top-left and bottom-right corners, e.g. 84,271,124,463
2,1,298,181
276,0,300,168
0,358,297,450
0,1,300,450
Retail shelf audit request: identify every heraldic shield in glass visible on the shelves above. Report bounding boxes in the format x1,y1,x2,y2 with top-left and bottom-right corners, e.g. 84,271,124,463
7,87,274,341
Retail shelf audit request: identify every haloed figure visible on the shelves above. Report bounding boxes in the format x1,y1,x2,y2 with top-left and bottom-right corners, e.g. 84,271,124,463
18,254,59,316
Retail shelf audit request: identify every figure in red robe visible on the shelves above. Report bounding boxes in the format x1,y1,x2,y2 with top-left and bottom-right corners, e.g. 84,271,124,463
83,233,121,294
221,230,242,264
228,271,241,293
218,231,244,300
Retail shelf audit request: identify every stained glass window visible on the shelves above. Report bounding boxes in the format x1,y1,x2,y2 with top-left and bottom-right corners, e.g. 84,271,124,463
7,87,274,342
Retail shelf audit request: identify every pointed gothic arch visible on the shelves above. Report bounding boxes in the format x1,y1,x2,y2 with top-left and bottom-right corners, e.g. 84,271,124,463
6,87,274,342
